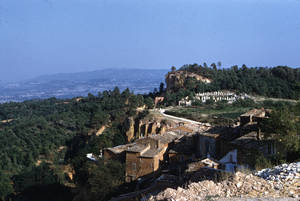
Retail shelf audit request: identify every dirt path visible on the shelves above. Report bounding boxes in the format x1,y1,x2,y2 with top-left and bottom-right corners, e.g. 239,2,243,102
159,108,203,125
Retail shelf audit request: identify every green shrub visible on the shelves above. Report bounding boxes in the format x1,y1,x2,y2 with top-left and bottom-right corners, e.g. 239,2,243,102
254,154,272,170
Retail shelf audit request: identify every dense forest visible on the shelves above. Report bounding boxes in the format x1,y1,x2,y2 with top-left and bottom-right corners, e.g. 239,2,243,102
163,64,300,106
0,87,153,200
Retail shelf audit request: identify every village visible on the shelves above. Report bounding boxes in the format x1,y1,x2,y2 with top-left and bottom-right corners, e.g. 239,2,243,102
86,104,276,200
178,91,251,106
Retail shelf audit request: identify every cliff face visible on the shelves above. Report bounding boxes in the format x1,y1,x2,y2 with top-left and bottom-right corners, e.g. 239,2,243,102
165,71,212,91
125,117,135,142
125,118,172,142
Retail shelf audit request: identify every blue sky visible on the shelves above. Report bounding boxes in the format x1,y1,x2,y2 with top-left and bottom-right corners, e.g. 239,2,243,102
0,0,300,81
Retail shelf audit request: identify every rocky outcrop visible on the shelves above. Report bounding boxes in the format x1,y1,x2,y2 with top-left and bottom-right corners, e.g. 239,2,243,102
165,71,212,91
255,162,300,198
255,162,300,182
125,117,135,142
96,125,107,136
150,122,159,135
148,162,300,200
125,118,171,142
136,120,144,138
158,124,167,135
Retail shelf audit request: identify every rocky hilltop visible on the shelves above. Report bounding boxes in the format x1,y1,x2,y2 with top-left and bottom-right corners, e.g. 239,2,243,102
147,162,300,201
165,71,212,91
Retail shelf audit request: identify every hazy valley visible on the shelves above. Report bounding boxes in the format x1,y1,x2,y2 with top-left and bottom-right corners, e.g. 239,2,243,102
0,69,168,103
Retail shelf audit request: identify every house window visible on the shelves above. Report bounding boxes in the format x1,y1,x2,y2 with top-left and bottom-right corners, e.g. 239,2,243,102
205,140,210,155
180,155,184,162
132,163,136,171
268,142,276,155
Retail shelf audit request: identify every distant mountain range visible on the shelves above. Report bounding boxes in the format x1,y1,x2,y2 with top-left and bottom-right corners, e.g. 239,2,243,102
0,68,168,103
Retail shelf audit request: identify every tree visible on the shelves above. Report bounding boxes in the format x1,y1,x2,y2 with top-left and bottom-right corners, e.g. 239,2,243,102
232,65,238,72
79,160,124,201
217,61,222,68
87,93,95,100
13,162,61,193
211,63,217,71
112,87,121,97
159,82,165,94
294,101,300,116
241,64,248,71
144,97,154,109
171,66,176,72
0,172,14,199
262,109,300,158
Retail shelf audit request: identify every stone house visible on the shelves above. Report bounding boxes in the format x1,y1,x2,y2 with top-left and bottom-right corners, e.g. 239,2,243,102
125,143,166,182
195,131,221,159
240,108,271,140
125,132,183,182
214,108,275,168
104,131,183,182
230,132,277,163
168,135,196,163
240,108,270,126
103,144,131,162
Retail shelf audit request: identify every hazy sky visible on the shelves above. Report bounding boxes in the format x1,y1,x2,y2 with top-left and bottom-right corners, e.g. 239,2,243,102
0,0,300,81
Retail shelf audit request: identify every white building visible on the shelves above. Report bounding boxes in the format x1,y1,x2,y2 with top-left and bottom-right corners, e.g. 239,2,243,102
179,91,249,106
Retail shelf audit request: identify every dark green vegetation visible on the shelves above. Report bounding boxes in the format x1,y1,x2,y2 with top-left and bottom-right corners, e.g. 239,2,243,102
163,64,300,106
261,102,300,164
182,64,300,99
0,87,152,200
250,102,300,169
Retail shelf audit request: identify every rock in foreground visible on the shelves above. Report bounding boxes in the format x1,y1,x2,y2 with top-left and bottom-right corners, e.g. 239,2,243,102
147,162,300,201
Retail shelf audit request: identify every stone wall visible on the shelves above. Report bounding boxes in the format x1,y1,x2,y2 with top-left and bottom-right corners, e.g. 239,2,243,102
125,152,157,182
124,118,167,142
136,138,160,149
195,134,217,158
125,117,135,142
103,149,126,162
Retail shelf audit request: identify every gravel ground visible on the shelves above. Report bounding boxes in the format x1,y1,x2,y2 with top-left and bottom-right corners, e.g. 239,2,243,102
213,197,299,201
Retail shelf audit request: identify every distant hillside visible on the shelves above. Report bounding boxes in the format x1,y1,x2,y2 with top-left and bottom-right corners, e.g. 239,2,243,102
165,64,300,100
29,68,166,83
0,68,168,103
